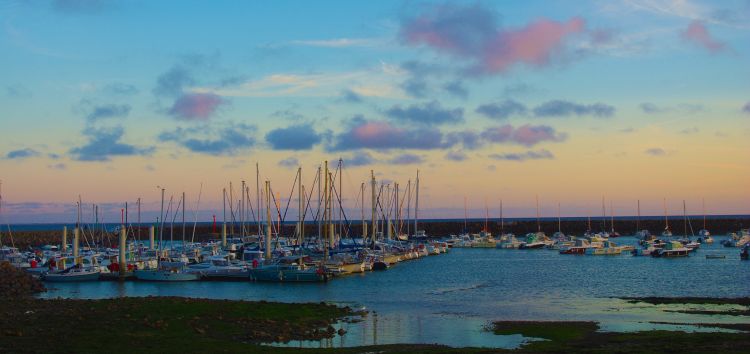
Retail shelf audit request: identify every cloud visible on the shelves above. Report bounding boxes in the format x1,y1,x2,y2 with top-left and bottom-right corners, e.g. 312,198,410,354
400,3,587,74
278,157,300,168
444,131,483,150
103,83,138,95
6,84,32,98
159,123,256,156
681,20,726,52
639,102,704,114
153,66,194,97
329,116,447,151
742,102,750,114
480,124,567,147
442,81,468,99
640,102,665,114
476,99,527,119
6,148,40,159
645,147,667,156
86,103,131,122
270,109,304,121
340,89,363,103
533,100,615,118
168,93,225,120
385,101,464,125
400,78,428,98
445,150,468,161
489,149,554,162
342,151,376,166
70,126,154,161
679,127,699,134
265,124,324,150
388,153,424,165
48,163,67,170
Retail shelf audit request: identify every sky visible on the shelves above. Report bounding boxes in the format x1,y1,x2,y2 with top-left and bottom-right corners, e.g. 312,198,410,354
0,0,749,224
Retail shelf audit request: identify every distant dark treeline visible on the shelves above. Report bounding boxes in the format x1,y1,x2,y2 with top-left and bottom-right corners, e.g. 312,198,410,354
2,216,748,249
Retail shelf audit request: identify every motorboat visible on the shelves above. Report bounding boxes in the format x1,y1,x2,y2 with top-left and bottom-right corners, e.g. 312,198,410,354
585,241,622,255
187,255,249,279
651,241,690,257
560,239,594,255
42,264,101,282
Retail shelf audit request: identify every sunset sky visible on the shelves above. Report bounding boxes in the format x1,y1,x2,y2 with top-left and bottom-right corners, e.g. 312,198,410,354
1,0,749,223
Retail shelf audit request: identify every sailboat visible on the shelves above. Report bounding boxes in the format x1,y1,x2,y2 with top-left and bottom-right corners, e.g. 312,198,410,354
661,198,673,237
134,188,200,281
519,196,550,249
697,198,713,244
249,171,328,282
678,200,700,251
634,200,652,240
496,199,521,249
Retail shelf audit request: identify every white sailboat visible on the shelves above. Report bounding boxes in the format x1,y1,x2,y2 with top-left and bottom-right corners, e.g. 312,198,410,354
661,198,673,237
697,198,713,244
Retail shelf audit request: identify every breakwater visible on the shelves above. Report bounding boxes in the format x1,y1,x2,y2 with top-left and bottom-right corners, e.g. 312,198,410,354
2,216,748,249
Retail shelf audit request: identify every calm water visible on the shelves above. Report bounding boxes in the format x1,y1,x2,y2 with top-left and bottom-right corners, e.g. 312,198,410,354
40,236,750,348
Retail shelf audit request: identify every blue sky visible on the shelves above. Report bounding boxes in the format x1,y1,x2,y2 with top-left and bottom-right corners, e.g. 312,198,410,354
0,0,749,222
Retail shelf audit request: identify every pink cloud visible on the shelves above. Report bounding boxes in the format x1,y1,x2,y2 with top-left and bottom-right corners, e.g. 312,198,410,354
479,124,566,147
681,20,725,53
483,18,585,72
330,118,446,151
511,124,567,147
168,93,224,120
400,4,587,73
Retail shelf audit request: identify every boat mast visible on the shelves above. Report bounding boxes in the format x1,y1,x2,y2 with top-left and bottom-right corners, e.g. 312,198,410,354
683,200,687,238
500,199,504,235
557,202,561,234
536,195,541,233
264,180,272,261
338,158,343,241
702,198,706,230
361,182,365,238
317,166,322,245
256,163,261,236
323,161,329,253
370,170,376,241
601,196,606,232
636,199,641,231
414,170,420,234
463,196,467,233
663,198,669,232
240,180,246,237
182,192,186,251
158,187,165,268
484,198,490,233
610,200,615,233
137,198,141,243
395,182,400,238
406,180,411,237
298,167,303,247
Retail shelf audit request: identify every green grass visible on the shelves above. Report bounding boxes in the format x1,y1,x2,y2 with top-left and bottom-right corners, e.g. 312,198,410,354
2,297,750,354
